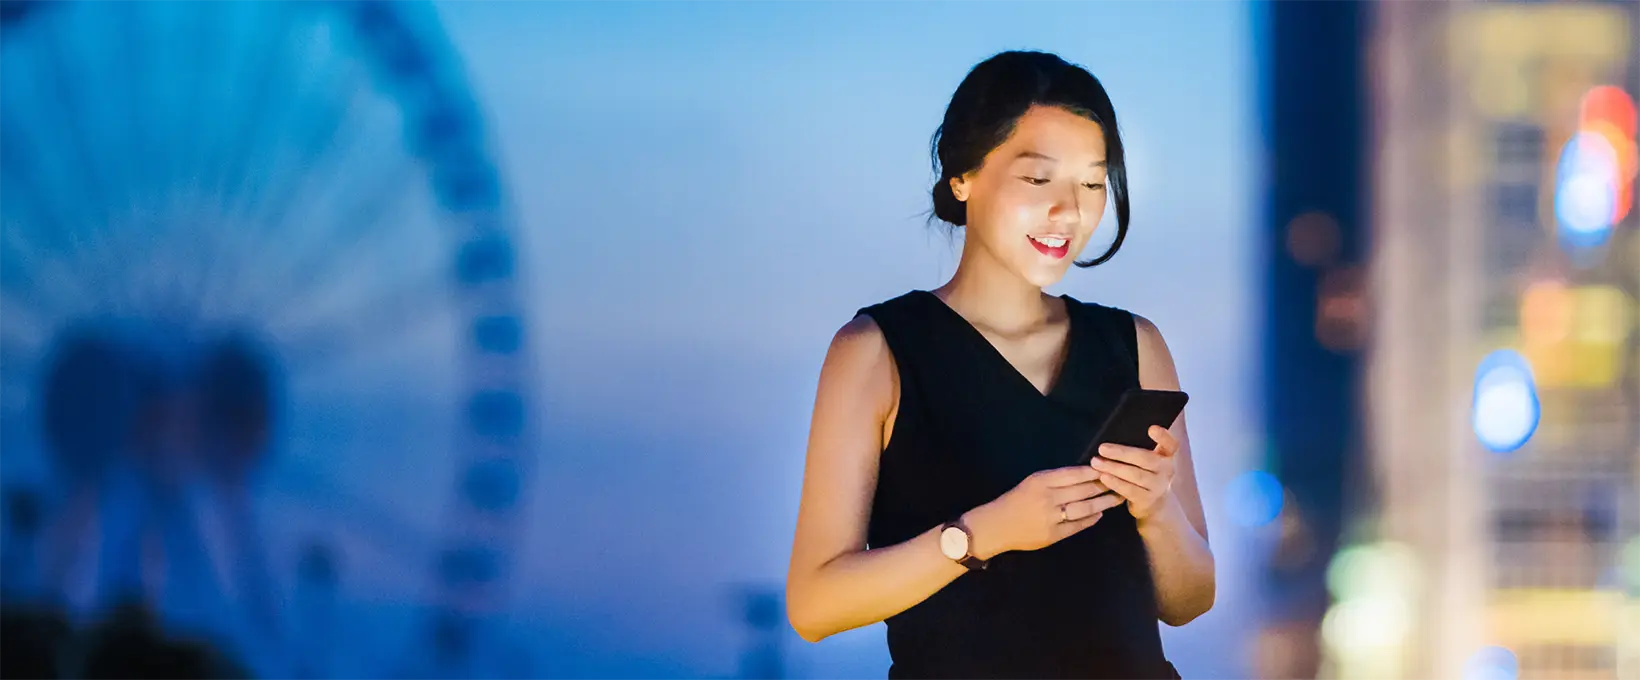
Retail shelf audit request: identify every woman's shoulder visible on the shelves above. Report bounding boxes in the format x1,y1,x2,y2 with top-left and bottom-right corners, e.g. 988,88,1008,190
1061,293,1137,325
1062,294,1167,349
856,289,928,315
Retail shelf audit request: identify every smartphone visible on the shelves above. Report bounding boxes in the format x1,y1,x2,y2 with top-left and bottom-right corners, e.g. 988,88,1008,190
1076,388,1190,465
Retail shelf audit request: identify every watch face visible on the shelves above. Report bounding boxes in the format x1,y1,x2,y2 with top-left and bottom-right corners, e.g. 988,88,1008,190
939,526,968,560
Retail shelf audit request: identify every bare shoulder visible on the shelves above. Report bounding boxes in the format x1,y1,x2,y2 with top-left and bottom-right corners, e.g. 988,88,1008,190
1130,313,1182,390
1131,313,1168,350
832,313,886,353
819,313,896,414
826,314,891,375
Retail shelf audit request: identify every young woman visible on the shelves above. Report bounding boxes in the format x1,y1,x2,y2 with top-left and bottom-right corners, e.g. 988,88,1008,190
785,51,1214,679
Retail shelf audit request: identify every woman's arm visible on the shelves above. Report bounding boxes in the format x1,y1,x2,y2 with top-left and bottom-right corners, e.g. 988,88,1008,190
780,316,1115,642
1132,314,1216,626
786,314,1128,641
784,315,1000,643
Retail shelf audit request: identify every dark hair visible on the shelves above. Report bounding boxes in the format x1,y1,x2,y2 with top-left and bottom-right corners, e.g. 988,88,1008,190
929,50,1130,268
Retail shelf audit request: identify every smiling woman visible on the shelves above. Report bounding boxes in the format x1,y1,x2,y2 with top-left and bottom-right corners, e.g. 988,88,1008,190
785,50,1214,679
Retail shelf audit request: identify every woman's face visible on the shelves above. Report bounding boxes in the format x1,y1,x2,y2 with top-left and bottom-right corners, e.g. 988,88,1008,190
951,105,1110,289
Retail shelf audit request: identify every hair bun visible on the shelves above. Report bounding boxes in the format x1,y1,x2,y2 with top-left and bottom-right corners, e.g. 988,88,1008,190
931,175,967,227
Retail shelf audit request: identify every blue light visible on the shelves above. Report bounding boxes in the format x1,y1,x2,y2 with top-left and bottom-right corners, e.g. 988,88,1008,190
1555,132,1619,251
1225,470,1284,528
1471,350,1540,454
1462,646,1519,680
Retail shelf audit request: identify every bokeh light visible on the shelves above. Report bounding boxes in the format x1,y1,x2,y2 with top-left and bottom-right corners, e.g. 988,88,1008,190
1285,211,1342,267
1555,86,1637,258
1321,541,1422,676
1579,85,1636,139
1554,131,1620,250
1622,535,1640,592
1325,541,1421,601
1225,470,1284,528
1321,597,1412,653
1571,285,1634,345
1471,349,1539,453
1519,279,1575,346
1581,120,1637,224
1462,646,1520,680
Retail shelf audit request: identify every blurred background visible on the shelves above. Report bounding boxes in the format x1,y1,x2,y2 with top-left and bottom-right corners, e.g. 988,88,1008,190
0,1,1633,679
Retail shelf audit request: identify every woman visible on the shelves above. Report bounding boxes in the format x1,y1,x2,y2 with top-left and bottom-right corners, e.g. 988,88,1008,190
785,50,1215,679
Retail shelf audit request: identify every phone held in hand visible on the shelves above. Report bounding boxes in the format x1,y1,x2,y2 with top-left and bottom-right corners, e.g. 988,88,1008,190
1076,388,1190,466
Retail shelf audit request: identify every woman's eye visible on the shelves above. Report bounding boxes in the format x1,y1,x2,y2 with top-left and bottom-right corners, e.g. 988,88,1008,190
1083,182,1105,191
1020,176,1049,186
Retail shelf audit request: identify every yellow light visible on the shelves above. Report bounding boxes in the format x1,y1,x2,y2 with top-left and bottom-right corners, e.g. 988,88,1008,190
1323,597,1413,652
1457,5,1632,141
1518,286,1635,389
1572,285,1633,345
1486,588,1625,646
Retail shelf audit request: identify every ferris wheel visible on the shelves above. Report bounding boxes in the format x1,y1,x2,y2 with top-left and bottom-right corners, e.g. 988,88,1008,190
0,1,536,676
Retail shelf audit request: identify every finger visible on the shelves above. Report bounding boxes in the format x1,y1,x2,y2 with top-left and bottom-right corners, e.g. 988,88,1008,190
1090,491,1128,514
1053,511,1103,540
1148,426,1180,457
1050,479,1111,505
1089,456,1164,490
1041,465,1102,487
1062,492,1127,521
1096,444,1163,471
1099,470,1153,501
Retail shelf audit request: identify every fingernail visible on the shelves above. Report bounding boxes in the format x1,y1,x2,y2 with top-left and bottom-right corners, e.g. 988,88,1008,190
1099,444,1113,454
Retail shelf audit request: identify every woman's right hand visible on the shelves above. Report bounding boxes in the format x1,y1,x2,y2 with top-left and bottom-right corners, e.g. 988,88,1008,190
966,465,1125,556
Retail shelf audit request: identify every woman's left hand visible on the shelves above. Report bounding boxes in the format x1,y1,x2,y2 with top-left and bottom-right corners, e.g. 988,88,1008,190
1088,425,1179,521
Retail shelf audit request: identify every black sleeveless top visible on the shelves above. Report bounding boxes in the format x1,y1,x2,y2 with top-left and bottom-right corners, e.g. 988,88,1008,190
858,290,1179,680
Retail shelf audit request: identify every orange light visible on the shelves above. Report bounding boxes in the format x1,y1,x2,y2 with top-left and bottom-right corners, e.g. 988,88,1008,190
1520,279,1574,346
1580,85,1637,140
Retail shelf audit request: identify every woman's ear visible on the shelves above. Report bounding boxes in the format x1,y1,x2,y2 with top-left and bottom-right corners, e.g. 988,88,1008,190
949,175,970,203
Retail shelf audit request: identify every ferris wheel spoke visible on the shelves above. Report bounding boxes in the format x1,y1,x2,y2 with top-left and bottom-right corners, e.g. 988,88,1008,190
35,4,115,242
178,2,227,204
1,63,93,262
284,335,456,399
230,158,425,322
193,97,370,320
111,0,153,223
180,5,301,325
202,5,303,228
280,321,457,393
218,71,372,280
220,33,373,246
266,268,455,367
93,0,152,221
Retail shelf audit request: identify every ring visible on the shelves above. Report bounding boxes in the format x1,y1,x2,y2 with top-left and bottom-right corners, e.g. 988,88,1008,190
1059,505,1069,523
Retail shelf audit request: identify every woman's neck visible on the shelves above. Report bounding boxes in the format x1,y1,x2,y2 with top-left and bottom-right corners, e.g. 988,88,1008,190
934,245,1056,333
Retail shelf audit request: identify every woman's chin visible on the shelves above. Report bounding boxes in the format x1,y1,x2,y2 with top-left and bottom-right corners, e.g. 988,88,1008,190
1021,265,1069,289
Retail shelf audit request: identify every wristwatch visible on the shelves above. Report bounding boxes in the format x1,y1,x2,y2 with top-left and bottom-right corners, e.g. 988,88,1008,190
938,518,988,571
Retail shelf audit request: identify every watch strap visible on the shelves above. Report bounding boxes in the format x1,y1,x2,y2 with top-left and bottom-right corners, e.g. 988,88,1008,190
943,518,989,571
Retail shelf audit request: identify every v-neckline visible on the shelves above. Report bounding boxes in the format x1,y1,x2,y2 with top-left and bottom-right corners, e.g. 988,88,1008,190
916,289,1079,400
